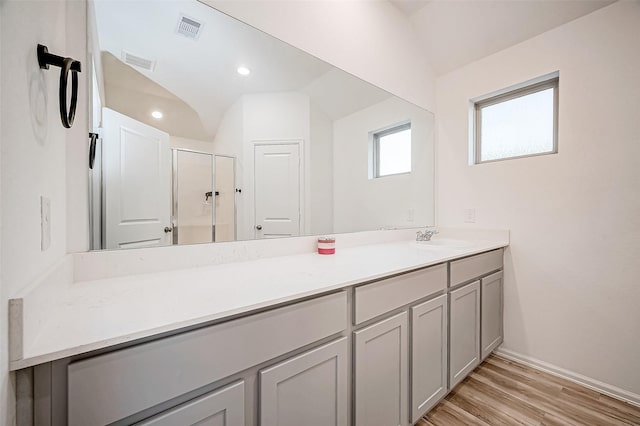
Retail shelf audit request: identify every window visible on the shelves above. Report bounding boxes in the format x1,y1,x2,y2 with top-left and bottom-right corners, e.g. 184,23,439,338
473,75,558,163
373,122,411,177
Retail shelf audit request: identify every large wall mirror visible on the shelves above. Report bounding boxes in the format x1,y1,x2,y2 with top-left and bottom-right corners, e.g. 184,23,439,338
87,0,435,250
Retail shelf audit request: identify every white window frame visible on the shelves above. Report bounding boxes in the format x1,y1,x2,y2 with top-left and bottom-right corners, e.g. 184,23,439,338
371,121,412,178
472,73,559,164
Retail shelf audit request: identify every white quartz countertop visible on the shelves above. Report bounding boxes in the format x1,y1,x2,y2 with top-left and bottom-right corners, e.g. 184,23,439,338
10,234,508,370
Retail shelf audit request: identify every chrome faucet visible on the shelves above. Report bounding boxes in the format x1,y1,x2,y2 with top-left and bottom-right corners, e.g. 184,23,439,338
416,228,439,241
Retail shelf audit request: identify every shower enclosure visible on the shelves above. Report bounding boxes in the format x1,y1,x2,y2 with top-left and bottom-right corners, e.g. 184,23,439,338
172,149,236,245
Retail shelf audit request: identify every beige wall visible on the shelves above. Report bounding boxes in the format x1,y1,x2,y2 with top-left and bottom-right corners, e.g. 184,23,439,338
436,1,640,401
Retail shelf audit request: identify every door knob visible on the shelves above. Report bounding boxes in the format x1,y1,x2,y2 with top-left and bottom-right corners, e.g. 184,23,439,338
164,226,173,233
256,225,263,230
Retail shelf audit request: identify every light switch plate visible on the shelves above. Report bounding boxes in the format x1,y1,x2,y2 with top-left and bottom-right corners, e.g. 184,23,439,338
41,196,51,251
464,208,476,223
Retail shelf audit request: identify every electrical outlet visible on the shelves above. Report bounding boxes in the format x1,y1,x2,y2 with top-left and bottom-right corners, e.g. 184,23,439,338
41,196,51,251
406,208,415,222
464,208,476,223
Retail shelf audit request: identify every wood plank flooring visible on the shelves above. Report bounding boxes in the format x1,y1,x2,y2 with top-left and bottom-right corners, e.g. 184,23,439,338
419,354,640,426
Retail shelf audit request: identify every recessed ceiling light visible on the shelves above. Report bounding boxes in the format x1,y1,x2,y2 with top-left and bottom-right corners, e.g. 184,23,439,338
151,111,163,119
237,66,251,76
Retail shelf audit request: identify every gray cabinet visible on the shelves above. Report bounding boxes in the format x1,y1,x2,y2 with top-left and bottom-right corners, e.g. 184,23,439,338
67,292,347,425
259,337,348,426
137,381,244,426
449,280,480,389
33,250,506,426
354,264,446,324
481,271,503,360
411,294,448,423
450,249,503,287
354,312,408,426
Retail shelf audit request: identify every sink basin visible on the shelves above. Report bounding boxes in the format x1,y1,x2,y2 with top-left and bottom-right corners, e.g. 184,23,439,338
414,238,472,249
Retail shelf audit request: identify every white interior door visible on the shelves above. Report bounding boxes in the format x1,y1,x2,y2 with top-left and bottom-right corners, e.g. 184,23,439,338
254,143,300,239
102,108,171,249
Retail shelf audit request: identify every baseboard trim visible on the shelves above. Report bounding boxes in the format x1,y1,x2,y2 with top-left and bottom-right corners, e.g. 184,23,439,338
494,347,640,408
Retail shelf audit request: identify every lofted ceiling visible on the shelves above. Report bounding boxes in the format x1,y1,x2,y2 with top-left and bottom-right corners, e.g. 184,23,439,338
92,0,617,137
91,0,391,140
405,0,617,76
101,52,211,141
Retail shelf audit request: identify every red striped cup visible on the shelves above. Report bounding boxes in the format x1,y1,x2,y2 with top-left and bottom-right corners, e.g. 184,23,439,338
318,237,336,255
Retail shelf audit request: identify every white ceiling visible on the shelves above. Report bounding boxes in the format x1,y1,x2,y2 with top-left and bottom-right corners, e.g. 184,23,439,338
303,69,391,121
93,0,616,133
92,1,391,139
407,0,616,76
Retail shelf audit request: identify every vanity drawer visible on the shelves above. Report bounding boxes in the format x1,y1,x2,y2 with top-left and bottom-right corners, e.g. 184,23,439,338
136,380,245,426
450,249,503,287
354,264,447,324
68,291,347,426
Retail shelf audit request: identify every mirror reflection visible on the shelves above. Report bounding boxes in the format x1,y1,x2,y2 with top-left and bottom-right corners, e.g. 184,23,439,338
87,0,435,250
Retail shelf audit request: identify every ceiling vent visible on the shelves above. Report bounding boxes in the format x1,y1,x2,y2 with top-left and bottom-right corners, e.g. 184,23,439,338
121,51,156,71
176,14,204,40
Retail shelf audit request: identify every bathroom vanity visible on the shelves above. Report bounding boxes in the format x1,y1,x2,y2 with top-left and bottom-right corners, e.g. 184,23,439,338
9,229,507,426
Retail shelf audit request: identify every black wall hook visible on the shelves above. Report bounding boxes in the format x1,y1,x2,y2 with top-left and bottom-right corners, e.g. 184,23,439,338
88,132,98,169
37,44,82,128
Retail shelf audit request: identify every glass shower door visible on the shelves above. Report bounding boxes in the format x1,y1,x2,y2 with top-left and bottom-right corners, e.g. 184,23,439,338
173,150,214,245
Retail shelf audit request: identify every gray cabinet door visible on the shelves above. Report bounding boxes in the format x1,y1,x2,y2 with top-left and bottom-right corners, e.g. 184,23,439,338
260,337,348,426
137,381,244,426
449,280,480,389
354,312,408,426
481,271,504,360
411,294,448,423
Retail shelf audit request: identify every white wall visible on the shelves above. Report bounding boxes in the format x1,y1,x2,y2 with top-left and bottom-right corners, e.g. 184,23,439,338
65,1,89,255
212,98,244,238
0,8,4,426
242,92,311,239
203,0,435,112
309,104,333,235
170,136,214,154
212,93,312,240
0,1,87,424
212,98,243,158
333,97,435,233
436,0,640,401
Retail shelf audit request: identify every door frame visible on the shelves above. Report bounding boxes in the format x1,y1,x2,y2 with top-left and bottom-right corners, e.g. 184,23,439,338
214,153,238,242
171,148,237,244
88,55,104,250
250,139,306,239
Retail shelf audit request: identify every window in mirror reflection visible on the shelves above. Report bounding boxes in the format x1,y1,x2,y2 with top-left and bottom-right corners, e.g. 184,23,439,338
374,122,412,177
